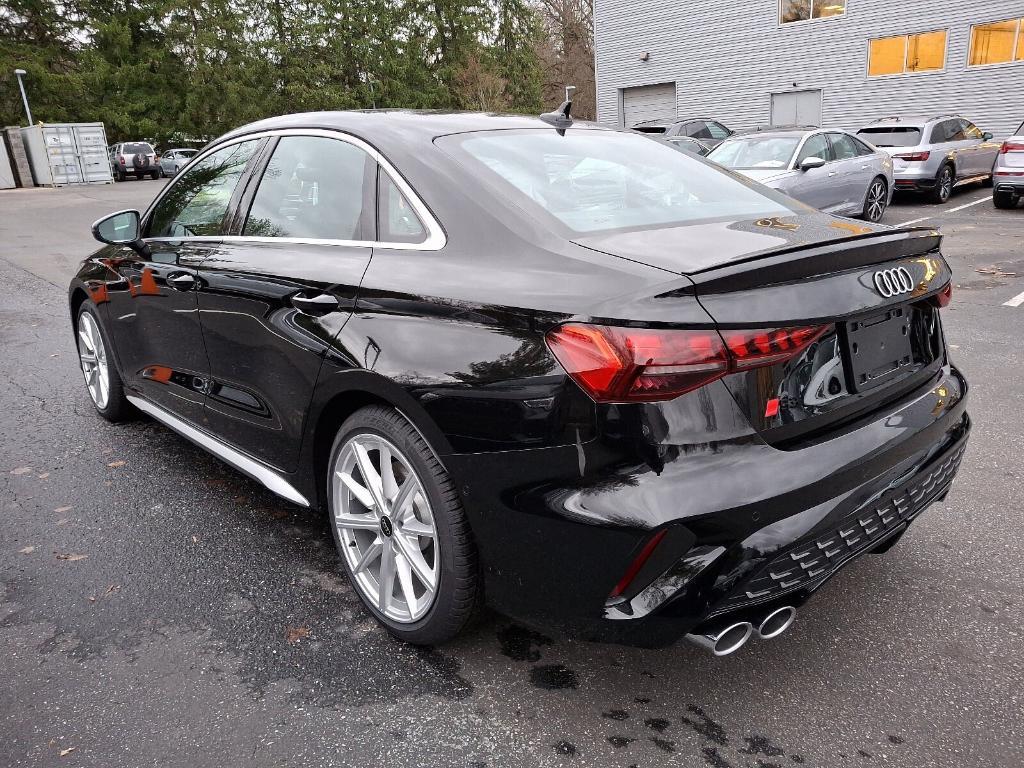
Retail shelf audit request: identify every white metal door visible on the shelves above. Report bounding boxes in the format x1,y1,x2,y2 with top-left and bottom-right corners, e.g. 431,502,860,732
621,83,676,128
771,90,822,128
42,125,84,185
73,124,112,183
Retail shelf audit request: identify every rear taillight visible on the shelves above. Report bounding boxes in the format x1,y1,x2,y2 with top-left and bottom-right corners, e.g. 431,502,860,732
894,151,931,162
607,528,668,601
118,157,126,165
1000,142,1024,154
546,323,829,403
935,282,953,308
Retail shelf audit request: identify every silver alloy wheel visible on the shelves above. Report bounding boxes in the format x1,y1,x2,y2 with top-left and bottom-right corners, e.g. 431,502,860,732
866,180,886,221
332,433,439,623
78,312,110,409
939,168,953,201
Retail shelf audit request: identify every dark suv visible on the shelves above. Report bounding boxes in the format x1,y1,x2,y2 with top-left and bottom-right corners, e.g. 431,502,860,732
632,117,733,149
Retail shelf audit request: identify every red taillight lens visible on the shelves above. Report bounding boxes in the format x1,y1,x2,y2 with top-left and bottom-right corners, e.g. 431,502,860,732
894,151,931,162
546,324,828,403
608,528,668,600
935,282,953,308
1000,142,1024,154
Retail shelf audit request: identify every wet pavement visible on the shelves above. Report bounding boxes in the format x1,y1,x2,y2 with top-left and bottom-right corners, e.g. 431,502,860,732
1,180,1022,767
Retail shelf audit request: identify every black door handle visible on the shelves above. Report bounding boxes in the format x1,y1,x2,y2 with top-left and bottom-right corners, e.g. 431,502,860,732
291,292,340,316
167,272,197,291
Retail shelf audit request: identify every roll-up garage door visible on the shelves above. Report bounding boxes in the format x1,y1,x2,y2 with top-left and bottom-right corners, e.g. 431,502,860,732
621,83,676,128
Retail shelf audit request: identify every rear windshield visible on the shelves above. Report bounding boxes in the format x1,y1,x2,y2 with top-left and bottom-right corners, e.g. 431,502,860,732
439,130,794,235
632,125,668,134
708,136,800,170
855,127,922,147
122,142,153,154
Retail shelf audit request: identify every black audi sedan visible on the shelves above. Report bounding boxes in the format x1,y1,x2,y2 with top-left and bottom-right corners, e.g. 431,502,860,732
69,109,968,653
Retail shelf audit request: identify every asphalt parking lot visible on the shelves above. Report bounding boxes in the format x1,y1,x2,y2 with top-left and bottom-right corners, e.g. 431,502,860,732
2,180,1022,767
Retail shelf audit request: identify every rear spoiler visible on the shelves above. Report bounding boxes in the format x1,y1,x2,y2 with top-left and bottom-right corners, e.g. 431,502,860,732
680,228,942,295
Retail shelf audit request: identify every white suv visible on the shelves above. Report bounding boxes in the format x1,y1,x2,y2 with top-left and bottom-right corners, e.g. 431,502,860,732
109,142,159,181
994,121,1024,210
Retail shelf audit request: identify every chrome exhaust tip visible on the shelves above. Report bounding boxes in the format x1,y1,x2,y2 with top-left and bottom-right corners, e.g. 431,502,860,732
686,621,753,656
757,606,796,640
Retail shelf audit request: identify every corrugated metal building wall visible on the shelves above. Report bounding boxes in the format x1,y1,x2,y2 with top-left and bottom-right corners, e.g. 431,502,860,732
594,1,1024,138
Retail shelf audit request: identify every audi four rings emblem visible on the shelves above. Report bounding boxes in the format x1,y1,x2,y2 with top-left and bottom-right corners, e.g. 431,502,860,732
873,267,915,298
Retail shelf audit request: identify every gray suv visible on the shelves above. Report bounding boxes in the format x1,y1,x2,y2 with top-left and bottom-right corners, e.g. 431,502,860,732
857,115,1001,203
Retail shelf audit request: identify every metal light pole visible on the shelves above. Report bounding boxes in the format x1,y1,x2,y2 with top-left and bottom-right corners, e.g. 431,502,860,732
14,69,33,125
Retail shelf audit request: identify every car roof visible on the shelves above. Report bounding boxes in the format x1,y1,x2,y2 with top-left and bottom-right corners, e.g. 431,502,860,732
633,117,720,127
862,115,961,128
215,110,615,153
729,127,820,139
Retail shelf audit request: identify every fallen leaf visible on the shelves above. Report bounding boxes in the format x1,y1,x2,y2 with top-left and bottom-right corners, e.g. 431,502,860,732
37,472,50,479
192,535,198,544
56,553,88,562
59,747,76,757
54,506,73,514
19,546,35,554
107,460,126,468
285,626,310,643
56,518,70,526
10,467,32,475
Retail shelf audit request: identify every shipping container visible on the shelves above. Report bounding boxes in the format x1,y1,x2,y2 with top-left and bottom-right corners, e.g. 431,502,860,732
20,122,113,186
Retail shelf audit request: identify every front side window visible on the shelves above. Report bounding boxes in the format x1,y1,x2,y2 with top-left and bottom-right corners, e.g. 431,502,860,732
969,18,1023,67
243,136,375,241
147,140,258,238
780,0,845,24
828,133,861,160
869,30,947,76
712,136,803,170
442,130,795,235
962,121,984,140
796,134,833,164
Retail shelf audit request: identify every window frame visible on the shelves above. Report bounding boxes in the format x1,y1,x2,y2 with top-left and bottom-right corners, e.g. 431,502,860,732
139,128,446,251
866,29,948,78
967,17,1024,69
778,0,847,27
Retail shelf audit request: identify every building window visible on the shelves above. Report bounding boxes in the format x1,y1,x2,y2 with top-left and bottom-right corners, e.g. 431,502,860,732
868,30,947,76
969,18,1024,66
780,0,846,24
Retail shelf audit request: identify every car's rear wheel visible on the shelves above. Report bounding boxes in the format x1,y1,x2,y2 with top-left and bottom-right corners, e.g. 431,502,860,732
994,190,1019,209
862,177,888,222
931,164,953,204
76,303,132,421
327,406,481,644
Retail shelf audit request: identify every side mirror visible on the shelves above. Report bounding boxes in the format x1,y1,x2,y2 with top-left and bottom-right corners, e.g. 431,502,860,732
800,156,826,171
982,132,993,141
92,210,146,254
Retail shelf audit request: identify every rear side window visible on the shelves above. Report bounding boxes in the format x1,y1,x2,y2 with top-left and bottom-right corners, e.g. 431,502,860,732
856,127,922,147
243,136,375,241
147,140,258,238
377,172,426,244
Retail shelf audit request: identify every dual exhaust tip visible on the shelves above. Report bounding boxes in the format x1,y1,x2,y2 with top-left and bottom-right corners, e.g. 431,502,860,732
686,606,797,656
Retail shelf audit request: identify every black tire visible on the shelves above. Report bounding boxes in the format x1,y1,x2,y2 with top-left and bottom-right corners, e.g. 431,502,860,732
75,302,133,422
994,190,1019,210
861,176,888,222
115,168,125,182
930,164,953,204
150,169,160,180
327,406,481,644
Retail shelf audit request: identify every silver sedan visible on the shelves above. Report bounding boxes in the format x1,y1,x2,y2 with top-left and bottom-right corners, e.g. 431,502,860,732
158,148,198,177
708,128,894,222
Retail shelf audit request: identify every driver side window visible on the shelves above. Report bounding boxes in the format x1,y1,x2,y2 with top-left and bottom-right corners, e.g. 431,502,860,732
147,140,258,238
797,134,833,165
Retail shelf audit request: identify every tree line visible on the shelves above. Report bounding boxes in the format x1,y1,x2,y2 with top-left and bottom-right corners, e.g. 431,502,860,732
0,0,594,144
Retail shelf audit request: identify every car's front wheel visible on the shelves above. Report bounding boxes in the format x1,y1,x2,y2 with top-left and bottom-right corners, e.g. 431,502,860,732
327,406,481,645
862,177,888,222
76,303,132,421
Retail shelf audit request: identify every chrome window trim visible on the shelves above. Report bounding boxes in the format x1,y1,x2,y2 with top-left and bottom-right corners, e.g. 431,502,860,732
141,127,447,252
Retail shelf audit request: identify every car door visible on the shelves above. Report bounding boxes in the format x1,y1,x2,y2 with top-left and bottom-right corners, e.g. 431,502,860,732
159,151,174,175
961,120,998,177
827,132,871,213
193,132,378,472
103,138,263,424
787,133,842,212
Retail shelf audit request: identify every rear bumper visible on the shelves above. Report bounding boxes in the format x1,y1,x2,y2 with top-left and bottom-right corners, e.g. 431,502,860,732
447,364,969,647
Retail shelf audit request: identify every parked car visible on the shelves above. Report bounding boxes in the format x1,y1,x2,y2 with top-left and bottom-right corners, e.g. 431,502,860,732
632,117,733,149
708,127,894,222
72,110,967,652
856,115,1001,203
158,148,199,177
109,142,159,181
993,121,1024,210
658,135,712,156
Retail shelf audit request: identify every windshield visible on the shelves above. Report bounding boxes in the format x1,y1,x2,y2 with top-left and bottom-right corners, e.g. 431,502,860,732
708,136,800,170
856,127,922,147
439,130,794,235
178,149,198,157
123,142,153,154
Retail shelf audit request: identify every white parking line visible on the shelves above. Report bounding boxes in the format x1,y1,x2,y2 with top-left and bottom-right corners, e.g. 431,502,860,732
897,194,991,227
1004,290,1024,308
